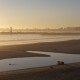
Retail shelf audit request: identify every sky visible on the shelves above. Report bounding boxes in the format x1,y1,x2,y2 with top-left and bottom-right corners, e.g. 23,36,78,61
0,0,80,29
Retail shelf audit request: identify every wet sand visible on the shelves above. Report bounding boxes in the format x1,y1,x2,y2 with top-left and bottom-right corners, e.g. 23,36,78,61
0,62,80,80
0,40,80,80
0,50,49,60
0,39,80,59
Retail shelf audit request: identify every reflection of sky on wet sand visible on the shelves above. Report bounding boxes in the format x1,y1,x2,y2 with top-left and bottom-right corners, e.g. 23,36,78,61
0,34,80,46
0,51,80,72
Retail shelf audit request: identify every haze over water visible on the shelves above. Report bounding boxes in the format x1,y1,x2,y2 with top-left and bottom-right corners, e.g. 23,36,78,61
0,34,80,46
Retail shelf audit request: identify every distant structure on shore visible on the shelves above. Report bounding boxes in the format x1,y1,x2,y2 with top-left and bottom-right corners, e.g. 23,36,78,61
0,27,80,34
10,27,12,34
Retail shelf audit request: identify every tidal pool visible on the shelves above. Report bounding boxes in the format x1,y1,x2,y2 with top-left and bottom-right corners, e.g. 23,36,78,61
0,51,80,72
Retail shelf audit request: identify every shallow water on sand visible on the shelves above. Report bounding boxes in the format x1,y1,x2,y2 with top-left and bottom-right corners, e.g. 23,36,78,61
0,51,80,72
0,34,80,46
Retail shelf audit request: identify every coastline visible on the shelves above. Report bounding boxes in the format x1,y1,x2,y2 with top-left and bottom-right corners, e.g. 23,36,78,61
0,39,80,59
0,40,80,79
0,62,80,80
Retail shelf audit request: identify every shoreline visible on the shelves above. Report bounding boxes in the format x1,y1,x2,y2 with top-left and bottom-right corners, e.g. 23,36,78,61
0,40,80,79
0,62,80,74
0,39,80,59
0,62,80,80
0,34,80,46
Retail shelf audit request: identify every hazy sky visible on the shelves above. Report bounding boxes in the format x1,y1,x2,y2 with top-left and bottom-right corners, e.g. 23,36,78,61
0,0,80,29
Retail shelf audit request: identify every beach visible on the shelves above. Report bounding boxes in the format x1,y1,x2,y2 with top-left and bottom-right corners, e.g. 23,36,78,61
0,40,80,80
0,39,80,59
0,62,80,80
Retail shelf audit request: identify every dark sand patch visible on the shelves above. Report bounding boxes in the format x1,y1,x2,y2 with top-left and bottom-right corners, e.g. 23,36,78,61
0,50,50,60
0,39,80,55
0,39,79,59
